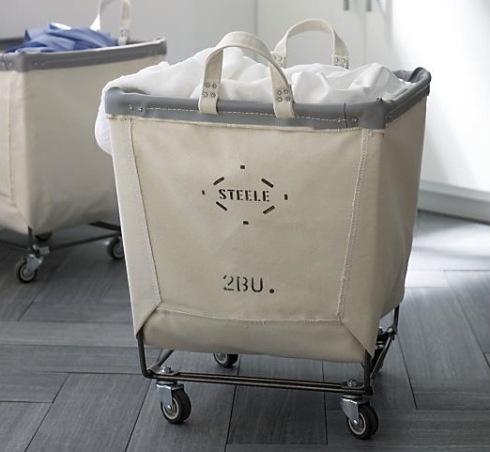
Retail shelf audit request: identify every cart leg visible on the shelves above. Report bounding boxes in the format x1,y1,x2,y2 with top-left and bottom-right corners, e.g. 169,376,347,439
370,307,400,378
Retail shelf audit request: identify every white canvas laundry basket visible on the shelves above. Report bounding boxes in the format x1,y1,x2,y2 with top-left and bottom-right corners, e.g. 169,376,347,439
0,0,166,236
104,29,430,363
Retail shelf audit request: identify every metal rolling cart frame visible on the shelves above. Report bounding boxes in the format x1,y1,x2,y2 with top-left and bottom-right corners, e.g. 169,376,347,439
0,222,124,283
137,307,400,440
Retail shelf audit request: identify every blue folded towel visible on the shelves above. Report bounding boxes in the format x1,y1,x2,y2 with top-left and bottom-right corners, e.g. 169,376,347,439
5,23,117,53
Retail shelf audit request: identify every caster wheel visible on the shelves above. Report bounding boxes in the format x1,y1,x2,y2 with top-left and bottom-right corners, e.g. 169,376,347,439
346,404,379,440
107,236,124,260
35,232,52,242
213,353,239,368
15,259,37,283
160,389,192,424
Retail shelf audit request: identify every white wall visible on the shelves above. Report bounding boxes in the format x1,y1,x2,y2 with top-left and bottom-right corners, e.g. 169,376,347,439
367,0,490,194
257,0,365,68
0,0,257,62
367,0,490,221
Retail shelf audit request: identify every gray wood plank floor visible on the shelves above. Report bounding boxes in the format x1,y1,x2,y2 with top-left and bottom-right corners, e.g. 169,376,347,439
1,211,489,451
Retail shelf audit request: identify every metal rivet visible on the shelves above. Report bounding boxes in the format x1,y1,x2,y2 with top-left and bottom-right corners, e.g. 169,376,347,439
210,92,216,98
277,97,283,102
128,105,134,111
212,83,217,89
205,82,210,88
202,91,208,97
137,107,143,112
283,89,289,94
277,90,282,95
285,96,291,102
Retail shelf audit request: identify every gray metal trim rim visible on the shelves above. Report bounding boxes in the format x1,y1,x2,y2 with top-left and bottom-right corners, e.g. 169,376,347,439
0,38,167,72
104,68,430,130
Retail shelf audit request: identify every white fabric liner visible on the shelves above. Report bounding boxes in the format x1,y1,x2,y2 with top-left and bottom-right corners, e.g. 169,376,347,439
96,47,411,154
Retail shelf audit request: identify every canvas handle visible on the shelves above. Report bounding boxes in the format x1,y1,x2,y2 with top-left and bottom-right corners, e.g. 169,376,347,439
199,31,295,119
272,19,349,69
90,0,131,45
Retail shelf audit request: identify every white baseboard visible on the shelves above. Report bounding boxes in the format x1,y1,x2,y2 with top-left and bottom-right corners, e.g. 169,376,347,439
418,181,490,224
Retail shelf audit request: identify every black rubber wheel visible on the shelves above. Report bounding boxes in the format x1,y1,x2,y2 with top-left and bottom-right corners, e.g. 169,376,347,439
213,353,239,368
346,404,379,440
35,232,52,242
160,390,192,424
15,260,37,283
107,236,124,260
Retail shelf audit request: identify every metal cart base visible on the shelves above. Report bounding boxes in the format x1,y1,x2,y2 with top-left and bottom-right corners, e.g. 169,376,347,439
137,306,400,440
1,221,124,283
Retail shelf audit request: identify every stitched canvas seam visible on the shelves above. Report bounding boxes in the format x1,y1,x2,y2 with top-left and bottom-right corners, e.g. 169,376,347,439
336,129,370,320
